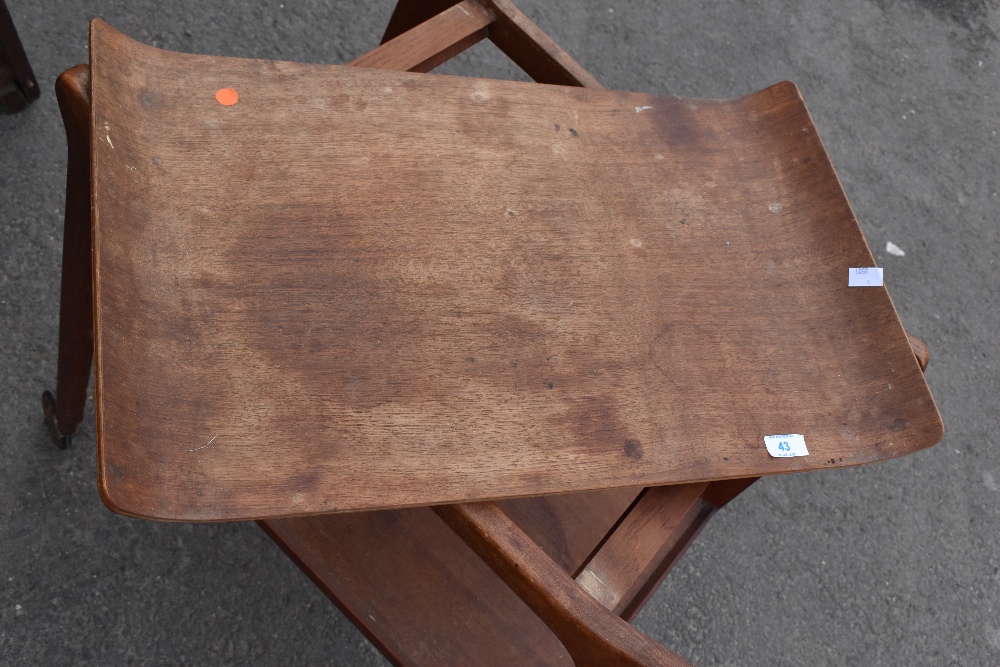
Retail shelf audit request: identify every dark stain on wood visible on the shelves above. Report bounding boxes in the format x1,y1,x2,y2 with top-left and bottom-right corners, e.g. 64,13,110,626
137,85,161,109
624,439,644,460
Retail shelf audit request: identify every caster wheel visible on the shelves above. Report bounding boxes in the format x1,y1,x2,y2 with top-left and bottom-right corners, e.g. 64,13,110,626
42,390,72,449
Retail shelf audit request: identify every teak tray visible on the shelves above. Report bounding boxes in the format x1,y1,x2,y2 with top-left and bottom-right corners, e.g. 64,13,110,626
89,21,942,521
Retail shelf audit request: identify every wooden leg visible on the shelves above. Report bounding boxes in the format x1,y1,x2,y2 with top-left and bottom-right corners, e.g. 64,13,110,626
44,64,92,448
0,0,40,112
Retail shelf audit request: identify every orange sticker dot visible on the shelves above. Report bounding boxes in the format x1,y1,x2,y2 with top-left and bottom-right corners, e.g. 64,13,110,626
216,88,239,106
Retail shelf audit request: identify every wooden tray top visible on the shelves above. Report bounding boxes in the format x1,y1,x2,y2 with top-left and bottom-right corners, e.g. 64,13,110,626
89,21,942,521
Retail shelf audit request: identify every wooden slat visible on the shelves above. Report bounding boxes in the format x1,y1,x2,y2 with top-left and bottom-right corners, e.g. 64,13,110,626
574,484,707,616
381,0,463,45
350,1,492,73
615,499,716,623
434,501,693,667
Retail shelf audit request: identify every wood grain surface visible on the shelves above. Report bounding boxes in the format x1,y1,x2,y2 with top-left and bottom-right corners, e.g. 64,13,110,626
89,20,942,521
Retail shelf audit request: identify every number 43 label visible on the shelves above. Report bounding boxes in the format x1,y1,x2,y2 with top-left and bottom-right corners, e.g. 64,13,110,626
764,434,809,458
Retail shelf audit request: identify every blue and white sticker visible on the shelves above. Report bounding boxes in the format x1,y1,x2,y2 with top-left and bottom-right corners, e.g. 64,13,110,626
848,267,883,287
764,434,809,458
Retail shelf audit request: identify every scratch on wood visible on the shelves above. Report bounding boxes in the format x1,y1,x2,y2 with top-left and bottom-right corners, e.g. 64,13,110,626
188,433,218,452
635,105,654,113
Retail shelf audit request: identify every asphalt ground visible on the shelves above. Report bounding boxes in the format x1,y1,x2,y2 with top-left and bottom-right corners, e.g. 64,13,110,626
1,1,997,664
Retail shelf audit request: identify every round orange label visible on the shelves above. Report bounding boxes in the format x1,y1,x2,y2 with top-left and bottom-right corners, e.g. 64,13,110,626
215,88,239,106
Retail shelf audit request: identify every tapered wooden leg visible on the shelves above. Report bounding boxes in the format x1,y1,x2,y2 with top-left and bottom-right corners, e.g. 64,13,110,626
43,64,92,448
0,0,40,112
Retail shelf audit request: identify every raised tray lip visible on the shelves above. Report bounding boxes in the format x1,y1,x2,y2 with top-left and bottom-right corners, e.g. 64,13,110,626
87,19,943,522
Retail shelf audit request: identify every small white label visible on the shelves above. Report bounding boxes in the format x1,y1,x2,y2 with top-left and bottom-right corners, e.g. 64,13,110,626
848,267,883,287
764,434,809,458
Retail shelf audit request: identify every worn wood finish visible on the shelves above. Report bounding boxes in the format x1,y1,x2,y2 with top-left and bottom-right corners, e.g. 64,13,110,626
89,20,942,521
44,65,94,447
435,501,693,666
0,0,40,112
350,1,491,73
